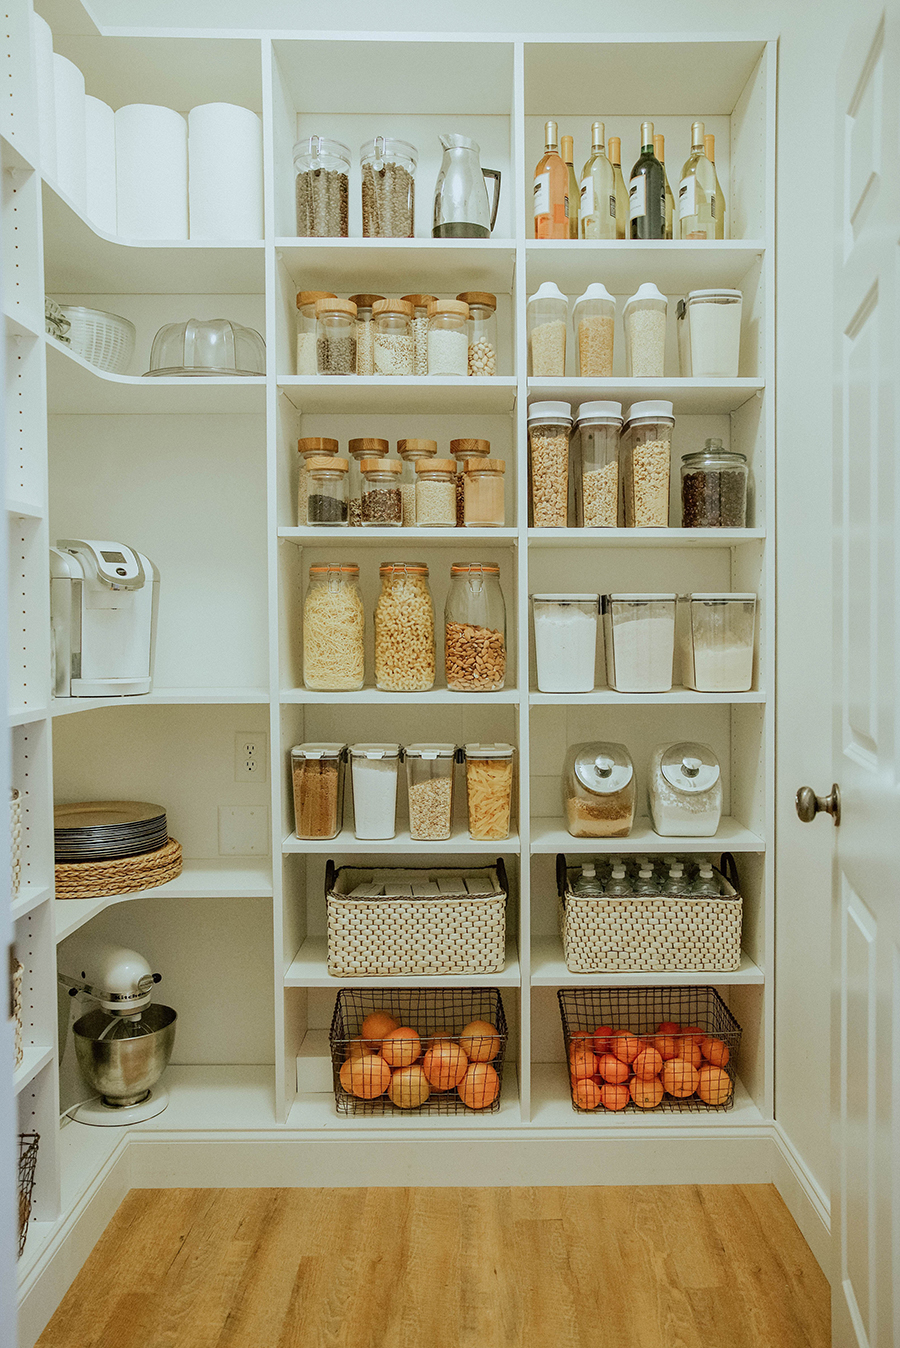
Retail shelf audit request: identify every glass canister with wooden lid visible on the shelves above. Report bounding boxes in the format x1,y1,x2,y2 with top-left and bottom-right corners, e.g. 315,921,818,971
348,293,385,377
398,437,437,526
347,437,389,527
427,298,469,376
315,297,357,375
464,458,505,527
296,290,335,375
302,563,365,691
451,437,491,527
457,291,498,375
372,299,414,375
297,436,339,526
401,294,437,375
361,457,403,526
415,459,457,527
306,456,349,525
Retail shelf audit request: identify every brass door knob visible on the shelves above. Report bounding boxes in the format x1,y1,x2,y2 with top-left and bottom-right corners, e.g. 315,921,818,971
795,783,841,826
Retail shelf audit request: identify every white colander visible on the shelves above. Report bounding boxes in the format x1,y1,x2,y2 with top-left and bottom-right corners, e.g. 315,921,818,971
58,305,136,375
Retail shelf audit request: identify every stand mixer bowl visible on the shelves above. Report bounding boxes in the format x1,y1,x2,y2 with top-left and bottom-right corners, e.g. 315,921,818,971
73,1004,177,1108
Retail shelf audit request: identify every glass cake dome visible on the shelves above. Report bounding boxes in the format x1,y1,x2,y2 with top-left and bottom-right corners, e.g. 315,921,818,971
144,318,266,377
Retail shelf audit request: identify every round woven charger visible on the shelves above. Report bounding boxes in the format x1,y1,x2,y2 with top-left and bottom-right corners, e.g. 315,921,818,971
55,838,182,899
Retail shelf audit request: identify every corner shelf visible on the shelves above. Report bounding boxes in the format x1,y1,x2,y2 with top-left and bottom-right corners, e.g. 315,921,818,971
50,688,270,717
14,1046,54,1095
12,884,54,922
277,375,516,414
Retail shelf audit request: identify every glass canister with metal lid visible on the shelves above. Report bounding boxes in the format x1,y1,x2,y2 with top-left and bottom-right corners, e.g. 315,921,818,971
302,563,364,691
293,136,350,237
348,293,385,377
562,742,635,839
444,561,507,692
360,136,417,237
648,741,723,836
295,290,336,375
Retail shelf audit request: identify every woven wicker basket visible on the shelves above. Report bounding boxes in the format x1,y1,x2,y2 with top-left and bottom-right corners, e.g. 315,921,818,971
10,789,22,900
12,957,23,1068
55,838,182,899
557,853,742,973
326,860,507,977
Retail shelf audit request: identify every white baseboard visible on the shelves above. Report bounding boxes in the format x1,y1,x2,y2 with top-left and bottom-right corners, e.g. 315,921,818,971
770,1121,832,1279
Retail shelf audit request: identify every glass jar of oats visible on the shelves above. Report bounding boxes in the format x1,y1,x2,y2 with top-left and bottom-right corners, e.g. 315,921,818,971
374,561,435,691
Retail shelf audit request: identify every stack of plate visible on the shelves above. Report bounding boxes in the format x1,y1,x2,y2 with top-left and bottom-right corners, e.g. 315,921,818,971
54,801,168,863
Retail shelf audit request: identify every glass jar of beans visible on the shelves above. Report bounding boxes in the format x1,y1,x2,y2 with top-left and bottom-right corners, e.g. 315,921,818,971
444,561,507,692
361,457,403,526
457,291,498,375
348,437,389,527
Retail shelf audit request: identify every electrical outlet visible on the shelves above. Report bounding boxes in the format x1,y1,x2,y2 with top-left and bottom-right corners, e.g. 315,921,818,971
235,732,267,781
218,806,269,856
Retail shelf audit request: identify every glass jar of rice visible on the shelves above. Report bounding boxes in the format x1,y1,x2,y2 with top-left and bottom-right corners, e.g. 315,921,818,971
302,563,365,690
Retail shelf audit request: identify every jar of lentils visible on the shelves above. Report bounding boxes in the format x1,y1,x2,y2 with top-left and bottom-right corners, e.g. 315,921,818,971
374,561,435,691
361,456,403,526
457,291,498,375
348,293,384,378
451,437,491,527
303,563,365,691
296,290,335,375
427,299,469,376
415,459,457,527
372,299,414,376
296,435,339,526
315,297,357,376
401,294,436,375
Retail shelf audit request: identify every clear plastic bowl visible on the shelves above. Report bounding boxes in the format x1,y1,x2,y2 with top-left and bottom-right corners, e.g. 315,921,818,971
144,318,266,377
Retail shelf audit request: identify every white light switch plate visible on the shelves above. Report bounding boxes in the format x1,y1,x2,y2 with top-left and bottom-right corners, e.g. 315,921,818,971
217,805,269,855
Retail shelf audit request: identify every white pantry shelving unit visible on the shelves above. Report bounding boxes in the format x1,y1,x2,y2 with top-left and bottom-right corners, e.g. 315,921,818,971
4,10,775,1338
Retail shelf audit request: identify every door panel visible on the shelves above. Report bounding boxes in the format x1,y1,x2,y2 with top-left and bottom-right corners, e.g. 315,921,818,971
840,883,876,1342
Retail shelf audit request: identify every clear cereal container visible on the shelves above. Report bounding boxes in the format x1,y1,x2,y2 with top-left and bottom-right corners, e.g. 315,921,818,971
303,563,364,691
623,282,667,377
296,290,336,375
405,743,457,841
563,742,635,839
348,293,385,377
464,743,514,841
349,743,401,840
574,401,623,528
296,435,339,526
360,136,417,237
457,291,498,375
444,561,506,692
293,136,350,237
528,401,573,528
374,561,435,691
602,593,677,693
573,283,615,378
372,299,414,376
291,742,347,839
527,281,567,376
315,297,357,376
648,742,722,837
681,593,757,692
622,400,674,528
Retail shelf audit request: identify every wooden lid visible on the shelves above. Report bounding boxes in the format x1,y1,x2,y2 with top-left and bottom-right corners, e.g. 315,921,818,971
307,455,349,472
451,437,491,458
297,436,339,456
348,293,385,308
397,438,437,458
315,297,357,316
464,457,505,473
456,291,497,311
428,298,468,318
296,290,336,308
348,437,389,458
415,458,456,474
360,457,402,473
373,299,414,318
401,294,438,309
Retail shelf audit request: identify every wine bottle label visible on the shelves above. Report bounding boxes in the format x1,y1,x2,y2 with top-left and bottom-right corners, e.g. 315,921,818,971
580,177,594,214
533,172,550,217
629,175,646,220
609,194,617,219
678,175,697,218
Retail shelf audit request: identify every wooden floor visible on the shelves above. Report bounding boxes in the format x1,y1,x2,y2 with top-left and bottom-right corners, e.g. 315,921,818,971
37,1185,830,1348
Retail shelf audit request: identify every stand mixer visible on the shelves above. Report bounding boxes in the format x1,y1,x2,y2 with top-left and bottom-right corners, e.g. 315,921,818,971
59,945,177,1126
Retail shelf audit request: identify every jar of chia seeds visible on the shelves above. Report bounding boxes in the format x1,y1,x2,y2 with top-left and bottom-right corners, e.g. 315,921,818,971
361,457,403,526
315,297,357,376
372,299,414,376
680,440,748,527
348,293,384,377
296,290,336,375
306,456,349,526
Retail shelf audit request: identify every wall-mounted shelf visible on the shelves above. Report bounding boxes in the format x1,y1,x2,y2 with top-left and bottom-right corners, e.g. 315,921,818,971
285,937,521,987
46,338,266,414
283,829,521,855
530,818,765,854
530,937,764,986
277,375,517,415
527,378,764,415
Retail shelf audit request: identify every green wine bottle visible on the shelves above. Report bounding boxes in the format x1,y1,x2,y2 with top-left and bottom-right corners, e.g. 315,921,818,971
628,120,666,240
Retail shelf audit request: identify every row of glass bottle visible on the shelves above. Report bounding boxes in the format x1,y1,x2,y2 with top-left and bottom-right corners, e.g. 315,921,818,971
571,854,721,896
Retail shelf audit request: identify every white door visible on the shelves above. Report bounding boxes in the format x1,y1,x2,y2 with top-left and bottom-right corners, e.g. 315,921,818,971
819,5,900,1345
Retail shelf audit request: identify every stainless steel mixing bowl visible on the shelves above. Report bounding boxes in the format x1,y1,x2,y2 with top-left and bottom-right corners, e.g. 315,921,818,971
73,1004,177,1107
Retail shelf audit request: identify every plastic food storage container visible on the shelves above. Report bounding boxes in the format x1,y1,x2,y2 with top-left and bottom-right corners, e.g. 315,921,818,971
349,743,402,840
563,742,635,839
374,562,435,691
648,742,722,837
360,137,417,237
681,289,742,377
405,743,456,841
303,563,364,691
574,401,623,528
401,294,436,375
296,435,339,526
457,291,498,375
427,299,469,376
348,293,384,377
451,437,491,528
602,593,677,693
464,743,514,841
296,290,336,375
527,282,567,376
622,400,674,528
415,459,457,527
293,136,350,237
445,561,506,692
681,440,748,527
305,456,349,526
573,283,615,377
532,594,599,693
315,298,357,376
348,437,389,527
291,742,347,839
372,300,414,375
464,459,505,527
623,283,667,377
681,593,757,691
528,401,573,528
360,457,402,526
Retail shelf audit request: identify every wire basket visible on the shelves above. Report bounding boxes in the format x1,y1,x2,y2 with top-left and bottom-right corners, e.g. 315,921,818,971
17,1133,39,1258
558,986,742,1115
329,987,508,1117
58,305,136,374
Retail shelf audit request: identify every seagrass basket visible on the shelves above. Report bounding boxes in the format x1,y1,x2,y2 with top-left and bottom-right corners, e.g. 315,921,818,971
55,838,182,899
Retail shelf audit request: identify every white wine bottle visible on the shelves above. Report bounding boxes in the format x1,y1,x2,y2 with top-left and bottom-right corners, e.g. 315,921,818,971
678,120,717,240
704,133,727,240
560,134,580,240
654,133,675,240
580,121,616,240
607,136,628,240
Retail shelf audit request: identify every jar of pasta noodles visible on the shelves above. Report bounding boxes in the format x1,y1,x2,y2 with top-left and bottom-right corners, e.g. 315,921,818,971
463,743,514,841
302,563,365,691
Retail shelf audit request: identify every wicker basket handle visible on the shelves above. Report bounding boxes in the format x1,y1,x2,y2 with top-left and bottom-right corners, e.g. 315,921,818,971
718,851,739,891
556,852,568,900
495,856,508,895
325,858,337,892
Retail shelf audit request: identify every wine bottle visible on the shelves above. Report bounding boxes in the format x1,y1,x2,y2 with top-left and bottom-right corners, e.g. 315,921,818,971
607,136,628,240
678,121,717,240
580,121,617,240
654,133,675,240
704,133,727,240
533,120,569,240
560,134,580,240
628,120,666,240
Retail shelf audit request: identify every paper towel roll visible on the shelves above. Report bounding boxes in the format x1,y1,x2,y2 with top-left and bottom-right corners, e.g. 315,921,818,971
188,103,263,239
32,14,56,180
84,96,116,235
115,104,188,239
52,53,86,212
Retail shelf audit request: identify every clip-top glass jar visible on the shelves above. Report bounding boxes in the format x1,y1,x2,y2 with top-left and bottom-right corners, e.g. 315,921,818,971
401,294,436,375
563,742,635,838
293,136,350,238
372,299,414,376
360,457,402,526
296,435,339,526
648,741,722,837
457,291,498,375
444,561,507,692
302,563,364,691
527,281,567,376
360,136,417,237
374,562,435,691
348,293,384,377
681,440,748,527
573,283,615,378
427,299,469,376
574,400,622,528
291,742,347,839
405,743,456,841
315,297,357,376
622,399,674,528
464,459,505,527
306,456,349,526
296,290,335,375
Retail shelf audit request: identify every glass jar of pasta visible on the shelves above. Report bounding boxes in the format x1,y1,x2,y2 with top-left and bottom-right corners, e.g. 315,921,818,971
463,743,514,841
302,563,365,691
374,561,435,691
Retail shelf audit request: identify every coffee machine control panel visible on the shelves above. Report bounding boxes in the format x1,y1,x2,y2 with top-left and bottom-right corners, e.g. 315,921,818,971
58,540,145,590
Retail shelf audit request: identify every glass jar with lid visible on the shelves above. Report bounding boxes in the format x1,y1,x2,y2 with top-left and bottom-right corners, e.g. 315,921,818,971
306,456,349,526
293,136,350,238
348,293,384,377
464,743,514,841
401,294,436,375
681,439,748,527
444,561,506,692
573,283,615,378
374,562,435,691
303,563,364,691
360,457,402,526
405,743,457,841
464,459,505,527
398,438,437,527
648,742,722,837
315,297,357,376
296,435,339,526
348,437,389,527
562,742,635,838
415,459,457,527
372,299,414,376
602,593,677,693
451,437,491,527
622,400,674,528
457,291,497,375
349,743,402,840
291,742,347,839
360,136,417,237
623,283,667,378
527,282,567,376
296,290,335,375
528,402,573,528
574,400,622,528
680,593,756,692
427,299,469,376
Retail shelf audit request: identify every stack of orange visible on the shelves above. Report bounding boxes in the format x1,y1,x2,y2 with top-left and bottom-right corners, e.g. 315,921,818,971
339,1010,503,1110
568,1020,733,1111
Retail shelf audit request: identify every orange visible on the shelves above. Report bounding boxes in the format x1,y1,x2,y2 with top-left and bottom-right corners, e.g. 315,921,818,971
592,1024,614,1055
653,1034,682,1061
459,1020,500,1063
422,1043,469,1090
458,1062,500,1110
700,1037,730,1068
380,1026,421,1068
675,1039,703,1069
569,1047,598,1080
630,1076,664,1109
339,1055,391,1100
573,1078,603,1111
681,1024,707,1046
569,1030,594,1053
344,1036,374,1061
599,1083,630,1111
661,1058,700,1098
423,1028,455,1053
596,1053,629,1085
632,1047,664,1080
697,1065,733,1106
360,1010,399,1048
657,1020,681,1035
608,1030,641,1064
389,1064,431,1109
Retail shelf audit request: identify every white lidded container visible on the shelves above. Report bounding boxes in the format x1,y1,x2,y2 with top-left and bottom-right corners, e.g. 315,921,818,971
527,281,568,376
349,743,401,840
678,289,743,378
648,741,723,836
623,282,667,377
531,594,599,692
405,743,456,841
573,282,615,377
602,593,676,693
681,593,757,691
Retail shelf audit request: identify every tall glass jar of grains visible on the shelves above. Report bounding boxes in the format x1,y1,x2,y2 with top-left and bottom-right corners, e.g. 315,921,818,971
574,401,623,528
622,400,674,528
457,291,498,375
315,297,357,376
374,561,435,691
464,459,505,527
361,457,403,526
348,294,384,378
451,437,491,527
296,291,335,375
296,436,339,526
293,136,350,237
427,299,469,376
360,136,417,237
573,283,615,378
348,437,389,527
302,563,365,691
401,294,436,375
372,299,414,376
397,438,437,527
527,281,567,376
528,401,573,527
444,561,507,692
415,459,457,527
